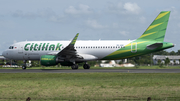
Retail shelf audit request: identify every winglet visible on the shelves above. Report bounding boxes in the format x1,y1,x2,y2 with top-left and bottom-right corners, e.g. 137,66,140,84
70,33,79,46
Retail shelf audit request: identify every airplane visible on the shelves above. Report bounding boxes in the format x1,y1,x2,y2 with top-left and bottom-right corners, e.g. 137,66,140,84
2,11,174,70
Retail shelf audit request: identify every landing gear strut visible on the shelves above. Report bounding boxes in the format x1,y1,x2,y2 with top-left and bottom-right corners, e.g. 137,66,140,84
22,60,27,70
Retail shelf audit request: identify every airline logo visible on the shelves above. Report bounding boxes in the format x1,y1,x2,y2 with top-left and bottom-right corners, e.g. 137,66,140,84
24,43,62,51
41,58,54,60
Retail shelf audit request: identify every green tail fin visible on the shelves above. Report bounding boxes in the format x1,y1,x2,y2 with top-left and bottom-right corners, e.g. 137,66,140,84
137,11,170,41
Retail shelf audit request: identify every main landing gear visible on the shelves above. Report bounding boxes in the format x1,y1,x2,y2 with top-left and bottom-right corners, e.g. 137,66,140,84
83,64,90,69
71,62,90,70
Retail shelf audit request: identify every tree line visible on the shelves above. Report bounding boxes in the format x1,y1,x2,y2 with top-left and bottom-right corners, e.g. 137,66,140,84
128,50,180,66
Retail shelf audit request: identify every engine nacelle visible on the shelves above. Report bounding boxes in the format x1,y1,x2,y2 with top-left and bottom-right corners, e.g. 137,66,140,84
40,55,58,66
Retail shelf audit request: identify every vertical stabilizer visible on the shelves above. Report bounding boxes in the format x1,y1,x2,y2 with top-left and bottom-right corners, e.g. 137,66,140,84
137,11,170,41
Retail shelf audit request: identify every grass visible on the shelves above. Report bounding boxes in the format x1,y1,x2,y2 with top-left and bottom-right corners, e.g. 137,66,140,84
0,73,180,101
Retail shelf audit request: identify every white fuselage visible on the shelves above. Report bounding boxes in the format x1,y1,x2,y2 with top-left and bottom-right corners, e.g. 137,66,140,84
2,40,133,60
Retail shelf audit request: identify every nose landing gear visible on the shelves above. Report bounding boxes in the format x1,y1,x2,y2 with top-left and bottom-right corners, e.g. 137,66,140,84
22,65,26,70
22,60,27,70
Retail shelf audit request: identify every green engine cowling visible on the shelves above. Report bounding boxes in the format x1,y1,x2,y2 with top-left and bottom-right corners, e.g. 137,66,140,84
40,55,58,66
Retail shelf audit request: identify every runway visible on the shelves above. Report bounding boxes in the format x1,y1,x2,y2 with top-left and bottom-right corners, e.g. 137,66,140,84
0,69,180,73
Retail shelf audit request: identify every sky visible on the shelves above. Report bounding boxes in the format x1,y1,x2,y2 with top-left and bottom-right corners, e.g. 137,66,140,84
0,0,180,54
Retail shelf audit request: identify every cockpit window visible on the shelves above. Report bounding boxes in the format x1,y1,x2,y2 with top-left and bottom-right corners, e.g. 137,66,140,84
9,46,14,49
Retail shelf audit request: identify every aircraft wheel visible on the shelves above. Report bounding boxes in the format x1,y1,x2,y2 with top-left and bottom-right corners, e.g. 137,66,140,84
71,64,78,70
83,64,90,69
22,65,26,70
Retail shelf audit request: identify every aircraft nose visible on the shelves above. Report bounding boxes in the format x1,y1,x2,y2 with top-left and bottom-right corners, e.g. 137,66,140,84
2,50,13,59
2,51,5,56
2,50,7,57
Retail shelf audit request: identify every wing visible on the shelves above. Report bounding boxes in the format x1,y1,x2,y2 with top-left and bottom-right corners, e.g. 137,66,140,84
57,33,83,61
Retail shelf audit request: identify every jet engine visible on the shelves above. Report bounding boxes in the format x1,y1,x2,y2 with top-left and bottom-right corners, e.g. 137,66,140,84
40,55,58,66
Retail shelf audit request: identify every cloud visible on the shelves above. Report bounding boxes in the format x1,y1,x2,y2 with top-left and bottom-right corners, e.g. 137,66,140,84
12,10,37,19
107,2,123,13
123,2,141,14
12,8,56,19
107,2,141,15
119,31,129,36
65,4,93,15
38,8,56,18
11,8,67,23
139,16,146,23
86,19,108,29
13,4,94,22
48,15,66,23
11,4,93,23
112,23,119,28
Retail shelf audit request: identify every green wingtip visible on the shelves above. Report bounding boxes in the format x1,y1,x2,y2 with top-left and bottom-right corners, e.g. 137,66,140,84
70,33,79,45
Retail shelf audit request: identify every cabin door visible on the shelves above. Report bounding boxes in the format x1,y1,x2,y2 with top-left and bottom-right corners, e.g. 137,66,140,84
18,45,23,54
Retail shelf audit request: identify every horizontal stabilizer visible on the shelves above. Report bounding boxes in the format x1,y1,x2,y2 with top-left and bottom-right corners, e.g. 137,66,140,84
146,43,163,50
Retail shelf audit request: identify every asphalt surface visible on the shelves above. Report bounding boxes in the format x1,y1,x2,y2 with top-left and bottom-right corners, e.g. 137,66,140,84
0,69,180,73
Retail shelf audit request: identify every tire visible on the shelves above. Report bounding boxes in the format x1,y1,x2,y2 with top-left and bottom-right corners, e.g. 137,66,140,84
83,64,90,69
75,64,78,69
71,64,78,70
22,65,26,70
